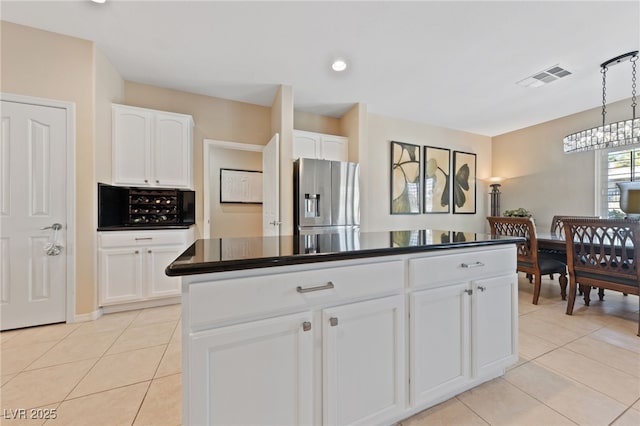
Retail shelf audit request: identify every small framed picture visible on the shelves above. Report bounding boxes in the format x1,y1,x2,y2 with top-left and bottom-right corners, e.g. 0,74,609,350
390,141,421,214
423,146,450,213
452,151,476,214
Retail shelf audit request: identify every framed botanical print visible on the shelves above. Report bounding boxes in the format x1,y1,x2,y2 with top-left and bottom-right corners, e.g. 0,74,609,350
390,141,421,214
452,151,476,214
423,146,450,213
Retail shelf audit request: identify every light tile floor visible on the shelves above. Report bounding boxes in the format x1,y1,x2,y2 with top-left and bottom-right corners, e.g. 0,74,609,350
0,276,638,426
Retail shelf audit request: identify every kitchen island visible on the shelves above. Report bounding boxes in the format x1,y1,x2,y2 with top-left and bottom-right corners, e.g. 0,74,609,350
167,229,522,426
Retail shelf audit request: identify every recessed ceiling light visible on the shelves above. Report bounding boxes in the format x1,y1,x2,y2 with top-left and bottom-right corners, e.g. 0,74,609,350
332,59,347,72
91,0,106,4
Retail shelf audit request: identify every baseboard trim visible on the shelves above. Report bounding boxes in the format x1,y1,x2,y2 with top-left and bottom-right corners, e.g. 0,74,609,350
74,308,103,323
101,297,181,314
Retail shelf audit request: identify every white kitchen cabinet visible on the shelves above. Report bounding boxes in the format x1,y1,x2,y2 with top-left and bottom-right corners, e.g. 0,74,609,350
409,283,470,406
188,312,314,426
98,229,193,306
472,274,519,377
112,104,193,189
183,258,406,426
293,130,348,162
181,245,518,425
99,247,144,305
408,246,518,407
323,295,405,426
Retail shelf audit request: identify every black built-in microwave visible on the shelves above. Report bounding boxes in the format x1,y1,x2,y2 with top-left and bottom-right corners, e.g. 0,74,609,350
98,183,195,229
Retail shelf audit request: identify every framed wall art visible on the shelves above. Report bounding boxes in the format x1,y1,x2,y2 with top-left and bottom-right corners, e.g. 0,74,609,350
423,146,450,213
220,168,263,204
390,141,421,214
452,151,476,214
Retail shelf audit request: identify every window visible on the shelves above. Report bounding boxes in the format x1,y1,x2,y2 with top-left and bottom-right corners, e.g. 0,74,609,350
601,147,640,218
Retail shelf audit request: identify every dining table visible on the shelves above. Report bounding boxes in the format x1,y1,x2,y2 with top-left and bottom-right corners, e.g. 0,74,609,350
536,232,566,252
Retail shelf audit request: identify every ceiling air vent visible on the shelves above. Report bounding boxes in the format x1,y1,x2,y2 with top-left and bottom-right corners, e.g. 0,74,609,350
516,64,572,88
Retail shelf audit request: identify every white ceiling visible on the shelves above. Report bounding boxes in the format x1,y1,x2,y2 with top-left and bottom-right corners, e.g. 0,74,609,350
2,0,639,136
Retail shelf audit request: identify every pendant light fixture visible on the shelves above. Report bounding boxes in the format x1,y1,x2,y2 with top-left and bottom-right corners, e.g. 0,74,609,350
563,51,639,153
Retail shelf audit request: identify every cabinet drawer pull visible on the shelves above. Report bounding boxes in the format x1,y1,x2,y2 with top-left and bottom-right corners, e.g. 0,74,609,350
329,317,339,327
461,261,485,268
296,282,334,293
135,237,153,241
302,321,312,332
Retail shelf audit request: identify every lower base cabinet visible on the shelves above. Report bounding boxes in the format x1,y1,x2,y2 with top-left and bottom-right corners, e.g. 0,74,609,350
189,312,314,426
410,273,518,407
182,246,518,425
186,295,405,426
98,229,193,306
323,295,405,426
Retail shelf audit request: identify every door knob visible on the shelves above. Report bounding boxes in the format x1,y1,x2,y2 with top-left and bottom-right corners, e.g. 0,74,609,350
40,223,62,230
269,221,282,226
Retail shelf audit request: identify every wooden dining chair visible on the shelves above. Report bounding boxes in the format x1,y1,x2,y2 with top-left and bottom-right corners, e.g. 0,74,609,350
550,215,601,237
487,216,568,304
563,218,640,336
546,215,601,286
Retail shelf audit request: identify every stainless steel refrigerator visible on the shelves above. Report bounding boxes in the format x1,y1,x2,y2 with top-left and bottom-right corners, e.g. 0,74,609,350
293,158,360,251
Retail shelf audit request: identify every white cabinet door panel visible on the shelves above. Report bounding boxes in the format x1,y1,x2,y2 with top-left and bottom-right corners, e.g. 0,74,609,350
99,248,143,305
410,283,470,406
112,107,152,186
146,245,183,298
320,135,348,162
153,113,191,188
292,132,320,160
323,295,405,426
472,274,518,377
188,312,314,426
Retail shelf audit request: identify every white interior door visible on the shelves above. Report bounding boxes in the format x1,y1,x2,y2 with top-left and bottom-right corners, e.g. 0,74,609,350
262,133,280,237
1,100,68,330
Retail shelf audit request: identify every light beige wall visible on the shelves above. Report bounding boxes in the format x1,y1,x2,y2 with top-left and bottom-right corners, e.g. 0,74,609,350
1,21,96,315
94,49,124,185
123,82,272,237
271,86,295,236
340,103,367,163
363,113,492,233
492,98,632,232
293,110,342,135
209,149,263,238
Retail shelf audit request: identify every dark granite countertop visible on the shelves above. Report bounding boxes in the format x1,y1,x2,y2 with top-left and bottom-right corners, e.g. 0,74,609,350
166,229,523,276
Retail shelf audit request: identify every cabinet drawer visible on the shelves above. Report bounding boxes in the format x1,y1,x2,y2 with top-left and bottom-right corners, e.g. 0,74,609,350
409,246,515,289
187,259,404,328
99,229,190,248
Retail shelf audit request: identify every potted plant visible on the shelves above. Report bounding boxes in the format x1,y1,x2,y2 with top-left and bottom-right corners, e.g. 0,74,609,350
503,207,532,217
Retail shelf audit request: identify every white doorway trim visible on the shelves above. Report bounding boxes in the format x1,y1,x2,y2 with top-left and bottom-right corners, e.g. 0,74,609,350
203,139,264,239
1,93,77,325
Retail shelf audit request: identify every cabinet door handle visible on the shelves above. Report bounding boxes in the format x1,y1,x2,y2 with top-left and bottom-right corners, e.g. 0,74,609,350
156,180,160,184
144,179,148,183
464,289,473,295
296,282,334,293
302,321,312,332
135,237,153,241
329,317,339,327
134,250,139,254
461,261,485,268
148,250,152,254
477,286,486,292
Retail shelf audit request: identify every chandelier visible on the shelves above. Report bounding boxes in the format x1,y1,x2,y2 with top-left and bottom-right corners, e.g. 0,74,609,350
563,51,639,153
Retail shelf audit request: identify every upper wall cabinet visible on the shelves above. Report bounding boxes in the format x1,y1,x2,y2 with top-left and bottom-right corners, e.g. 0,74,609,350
293,130,348,162
112,104,194,189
